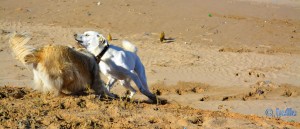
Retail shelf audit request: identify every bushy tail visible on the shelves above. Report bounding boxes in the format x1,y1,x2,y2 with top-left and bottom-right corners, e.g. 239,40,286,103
122,40,137,53
9,32,37,65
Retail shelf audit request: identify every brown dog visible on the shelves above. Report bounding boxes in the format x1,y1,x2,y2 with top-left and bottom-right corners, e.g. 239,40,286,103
9,32,115,98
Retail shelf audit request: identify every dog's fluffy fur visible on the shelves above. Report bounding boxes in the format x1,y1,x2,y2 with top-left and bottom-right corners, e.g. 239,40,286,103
9,32,115,98
75,31,157,101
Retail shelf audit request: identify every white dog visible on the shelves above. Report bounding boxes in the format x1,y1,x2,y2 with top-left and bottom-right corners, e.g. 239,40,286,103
74,31,157,102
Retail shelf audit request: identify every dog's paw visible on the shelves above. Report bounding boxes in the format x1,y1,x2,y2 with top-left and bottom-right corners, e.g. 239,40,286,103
102,93,119,99
110,94,119,99
125,90,136,99
155,98,168,105
146,97,168,105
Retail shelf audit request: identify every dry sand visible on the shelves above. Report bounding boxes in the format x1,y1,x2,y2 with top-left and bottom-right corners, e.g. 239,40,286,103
0,0,300,128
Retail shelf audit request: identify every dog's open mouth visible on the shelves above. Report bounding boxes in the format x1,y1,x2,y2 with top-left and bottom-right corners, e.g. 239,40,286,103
75,39,83,43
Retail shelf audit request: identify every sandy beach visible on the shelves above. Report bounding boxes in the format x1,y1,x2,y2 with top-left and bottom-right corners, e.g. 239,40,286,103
0,0,300,128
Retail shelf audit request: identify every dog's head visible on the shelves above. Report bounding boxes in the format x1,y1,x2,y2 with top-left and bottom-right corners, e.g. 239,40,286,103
74,31,107,49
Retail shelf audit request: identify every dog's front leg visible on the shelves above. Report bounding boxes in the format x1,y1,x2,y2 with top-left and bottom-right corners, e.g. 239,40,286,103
106,77,117,91
91,66,116,98
92,78,117,99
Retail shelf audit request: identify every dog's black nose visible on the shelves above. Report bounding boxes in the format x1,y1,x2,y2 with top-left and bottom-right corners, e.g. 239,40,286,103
74,34,77,37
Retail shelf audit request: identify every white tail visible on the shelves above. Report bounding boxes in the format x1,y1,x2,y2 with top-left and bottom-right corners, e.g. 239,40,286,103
122,40,137,53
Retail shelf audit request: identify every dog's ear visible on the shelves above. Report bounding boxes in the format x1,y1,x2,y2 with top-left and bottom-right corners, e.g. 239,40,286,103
98,35,106,44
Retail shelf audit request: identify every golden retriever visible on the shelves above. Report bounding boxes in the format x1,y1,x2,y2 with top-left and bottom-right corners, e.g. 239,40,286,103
9,32,115,98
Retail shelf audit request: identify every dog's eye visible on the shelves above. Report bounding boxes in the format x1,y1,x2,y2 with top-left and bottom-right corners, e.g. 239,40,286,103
97,35,100,37
85,34,90,37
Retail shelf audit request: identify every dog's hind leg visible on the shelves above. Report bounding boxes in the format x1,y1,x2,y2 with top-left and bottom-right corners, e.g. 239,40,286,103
49,77,64,96
127,70,157,101
37,69,61,94
33,69,43,91
120,79,136,98
133,59,160,102
134,59,149,90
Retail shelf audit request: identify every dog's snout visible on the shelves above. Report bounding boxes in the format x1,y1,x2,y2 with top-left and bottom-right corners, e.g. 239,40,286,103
74,34,77,37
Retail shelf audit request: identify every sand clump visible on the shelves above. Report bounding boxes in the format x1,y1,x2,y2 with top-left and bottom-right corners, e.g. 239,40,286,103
151,82,209,95
0,86,300,128
197,81,300,102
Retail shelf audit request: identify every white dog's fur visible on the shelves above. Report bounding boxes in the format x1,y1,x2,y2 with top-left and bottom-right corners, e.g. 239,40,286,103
9,32,115,98
75,31,157,101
